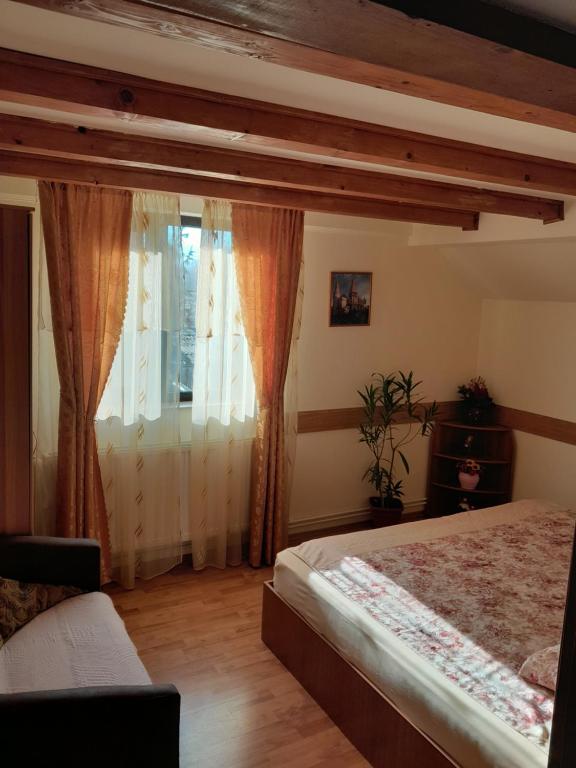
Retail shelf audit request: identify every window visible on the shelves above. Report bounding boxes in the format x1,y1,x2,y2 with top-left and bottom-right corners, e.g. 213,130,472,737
179,215,201,402
97,206,255,426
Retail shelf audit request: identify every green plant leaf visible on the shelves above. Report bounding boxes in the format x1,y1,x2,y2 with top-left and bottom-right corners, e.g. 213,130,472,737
399,450,410,475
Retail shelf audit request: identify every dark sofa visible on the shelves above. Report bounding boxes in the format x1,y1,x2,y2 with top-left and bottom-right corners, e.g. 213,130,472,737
0,535,180,767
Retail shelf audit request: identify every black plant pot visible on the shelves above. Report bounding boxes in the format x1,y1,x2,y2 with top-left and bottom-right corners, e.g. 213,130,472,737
369,497,404,528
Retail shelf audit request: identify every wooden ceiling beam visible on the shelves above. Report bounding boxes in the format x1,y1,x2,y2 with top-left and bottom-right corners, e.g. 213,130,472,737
1,48,576,196
0,114,563,223
0,149,480,229
10,0,576,133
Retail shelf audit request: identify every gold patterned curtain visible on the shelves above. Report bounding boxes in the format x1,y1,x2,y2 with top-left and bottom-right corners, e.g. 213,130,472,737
38,182,132,582
231,204,304,566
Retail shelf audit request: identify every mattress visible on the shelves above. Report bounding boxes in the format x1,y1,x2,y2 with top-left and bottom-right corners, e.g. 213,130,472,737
274,500,574,768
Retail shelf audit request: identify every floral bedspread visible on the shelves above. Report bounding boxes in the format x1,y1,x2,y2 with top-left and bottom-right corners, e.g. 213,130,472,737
319,509,575,748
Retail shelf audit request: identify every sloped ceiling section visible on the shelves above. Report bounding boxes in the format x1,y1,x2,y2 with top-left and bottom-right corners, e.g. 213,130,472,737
439,238,576,302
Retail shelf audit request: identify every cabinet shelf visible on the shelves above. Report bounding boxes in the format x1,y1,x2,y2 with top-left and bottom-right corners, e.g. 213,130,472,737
441,421,510,432
426,420,515,517
431,482,507,495
433,452,510,465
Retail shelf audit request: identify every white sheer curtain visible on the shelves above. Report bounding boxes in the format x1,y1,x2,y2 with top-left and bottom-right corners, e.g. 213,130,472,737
97,193,182,425
181,200,256,569
96,192,183,588
97,196,258,581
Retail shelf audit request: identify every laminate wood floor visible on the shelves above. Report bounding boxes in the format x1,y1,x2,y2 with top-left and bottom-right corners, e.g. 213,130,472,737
108,564,368,768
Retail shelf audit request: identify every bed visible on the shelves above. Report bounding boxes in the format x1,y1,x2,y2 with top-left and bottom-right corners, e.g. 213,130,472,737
262,500,575,768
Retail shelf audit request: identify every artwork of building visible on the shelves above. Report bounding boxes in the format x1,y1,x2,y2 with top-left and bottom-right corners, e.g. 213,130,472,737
330,272,371,326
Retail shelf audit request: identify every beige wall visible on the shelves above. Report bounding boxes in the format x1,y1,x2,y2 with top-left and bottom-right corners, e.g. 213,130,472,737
289,219,483,528
478,300,576,421
477,299,576,509
0,175,37,200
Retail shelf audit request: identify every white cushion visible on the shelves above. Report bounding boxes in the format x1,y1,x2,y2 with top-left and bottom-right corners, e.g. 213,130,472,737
0,592,150,694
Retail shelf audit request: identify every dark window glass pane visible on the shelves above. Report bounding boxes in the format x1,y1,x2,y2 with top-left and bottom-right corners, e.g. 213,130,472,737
180,217,201,401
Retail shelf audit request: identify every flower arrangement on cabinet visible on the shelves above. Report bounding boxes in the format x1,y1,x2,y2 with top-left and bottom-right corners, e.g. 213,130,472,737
457,459,482,491
457,376,494,425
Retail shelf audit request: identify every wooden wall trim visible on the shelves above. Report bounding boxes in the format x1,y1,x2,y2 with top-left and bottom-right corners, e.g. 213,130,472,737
298,402,576,445
495,405,576,447
297,401,459,434
298,407,369,434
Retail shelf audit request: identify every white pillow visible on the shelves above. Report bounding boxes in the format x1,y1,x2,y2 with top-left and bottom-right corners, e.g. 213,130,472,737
519,644,560,692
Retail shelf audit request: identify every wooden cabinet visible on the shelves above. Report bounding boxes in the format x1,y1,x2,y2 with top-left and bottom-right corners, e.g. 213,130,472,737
426,421,514,518
0,205,32,534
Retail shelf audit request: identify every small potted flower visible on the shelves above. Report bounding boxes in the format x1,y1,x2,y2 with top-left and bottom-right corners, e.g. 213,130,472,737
457,376,494,425
457,459,482,491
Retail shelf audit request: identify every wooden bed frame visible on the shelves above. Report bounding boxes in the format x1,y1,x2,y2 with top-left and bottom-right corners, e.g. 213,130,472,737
261,581,458,768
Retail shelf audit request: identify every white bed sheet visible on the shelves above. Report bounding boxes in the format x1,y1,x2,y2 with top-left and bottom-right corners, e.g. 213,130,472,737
274,500,566,768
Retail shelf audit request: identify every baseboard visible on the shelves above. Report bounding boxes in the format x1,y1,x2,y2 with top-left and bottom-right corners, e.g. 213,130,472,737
288,498,426,535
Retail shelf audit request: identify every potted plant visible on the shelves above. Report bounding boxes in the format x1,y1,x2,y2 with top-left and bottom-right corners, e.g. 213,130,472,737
358,371,437,527
457,376,494,425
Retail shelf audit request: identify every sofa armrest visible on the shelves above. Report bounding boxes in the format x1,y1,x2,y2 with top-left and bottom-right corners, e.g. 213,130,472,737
0,535,101,591
0,684,180,767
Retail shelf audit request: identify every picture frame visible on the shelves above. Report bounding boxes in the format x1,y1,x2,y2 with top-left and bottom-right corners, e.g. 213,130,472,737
329,271,372,327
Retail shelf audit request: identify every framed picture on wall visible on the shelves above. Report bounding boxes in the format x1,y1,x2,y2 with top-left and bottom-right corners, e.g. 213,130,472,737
329,271,372,327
